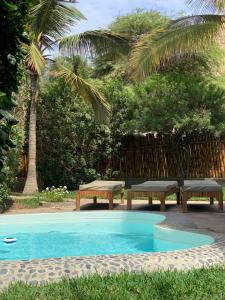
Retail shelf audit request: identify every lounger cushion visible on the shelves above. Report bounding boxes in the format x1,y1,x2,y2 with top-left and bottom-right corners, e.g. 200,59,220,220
79,180,125,191
131,181,178,192
182,180,222,192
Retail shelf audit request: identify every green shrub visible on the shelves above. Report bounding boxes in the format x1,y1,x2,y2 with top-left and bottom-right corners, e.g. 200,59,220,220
110,8,169,38
0,126,21,211
0,126,22,188
20,186,69,207
0,184,13,212
0,185,9,208
132,73,225,133
95,77,138,148
37,186,69,202
0,1,30,170
37,79,112,189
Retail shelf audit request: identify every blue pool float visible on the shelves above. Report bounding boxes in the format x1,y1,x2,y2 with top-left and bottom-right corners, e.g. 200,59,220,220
3,237,17,244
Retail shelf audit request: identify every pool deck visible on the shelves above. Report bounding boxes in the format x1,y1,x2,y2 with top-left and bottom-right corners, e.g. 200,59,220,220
0,199,225,289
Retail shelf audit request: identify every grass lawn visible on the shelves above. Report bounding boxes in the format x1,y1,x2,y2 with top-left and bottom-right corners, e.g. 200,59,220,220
19,197,40,208
1,267,225,300
65,191,76,199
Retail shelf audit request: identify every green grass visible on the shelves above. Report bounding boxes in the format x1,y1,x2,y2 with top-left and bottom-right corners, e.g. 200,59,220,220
19,197,40,208
1,267,225,300
64,191,76,199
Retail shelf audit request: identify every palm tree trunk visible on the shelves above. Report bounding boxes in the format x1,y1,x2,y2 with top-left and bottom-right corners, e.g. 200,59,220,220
23,74,39,194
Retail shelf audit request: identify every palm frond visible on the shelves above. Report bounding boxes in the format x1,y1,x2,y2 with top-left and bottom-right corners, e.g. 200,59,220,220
187,0,225,12
39,34,57,51
172,14,224,26
129,14,224,81
59,30,130,58
51,64,111,122
24,42,46,75
31,0,86,39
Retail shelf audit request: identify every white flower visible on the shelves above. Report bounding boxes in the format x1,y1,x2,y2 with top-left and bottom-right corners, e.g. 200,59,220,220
46,187,49,191
63,186,67,189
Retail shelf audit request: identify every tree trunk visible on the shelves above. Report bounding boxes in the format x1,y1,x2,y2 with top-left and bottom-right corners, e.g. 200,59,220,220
23,74,39,194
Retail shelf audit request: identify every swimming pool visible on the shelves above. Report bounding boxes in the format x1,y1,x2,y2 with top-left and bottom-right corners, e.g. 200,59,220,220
0,212,214,261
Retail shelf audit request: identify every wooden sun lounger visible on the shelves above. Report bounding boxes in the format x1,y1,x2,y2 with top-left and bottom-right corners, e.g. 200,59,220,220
181,180,223,212
127,181,180,212
76,180,125,210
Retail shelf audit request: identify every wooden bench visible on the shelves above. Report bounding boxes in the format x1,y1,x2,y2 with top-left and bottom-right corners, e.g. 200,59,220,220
76,180,125,210
181,180,223,212
127,181,180,212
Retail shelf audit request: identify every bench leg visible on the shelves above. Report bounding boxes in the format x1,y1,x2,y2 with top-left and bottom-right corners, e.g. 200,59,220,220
160,196,166,212
108,193,113,210
121,189,124,205
148,196,153,205
217,192,223,212
127,192,132,210
210,197,214,205
76,192,81,211
176,192,181,205
182,194,188,213
93,196,97,205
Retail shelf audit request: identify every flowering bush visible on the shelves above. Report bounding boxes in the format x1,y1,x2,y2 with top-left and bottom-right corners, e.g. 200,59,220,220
38,186,69,202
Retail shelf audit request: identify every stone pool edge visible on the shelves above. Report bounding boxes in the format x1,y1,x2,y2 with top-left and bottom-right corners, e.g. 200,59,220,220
0,215,225,289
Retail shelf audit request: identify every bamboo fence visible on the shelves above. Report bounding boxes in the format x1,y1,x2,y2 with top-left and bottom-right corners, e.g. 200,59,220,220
110,132,225,179
19,132,225,180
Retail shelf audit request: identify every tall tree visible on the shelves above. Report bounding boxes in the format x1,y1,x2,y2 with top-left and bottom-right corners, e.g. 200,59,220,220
128,0,225,80
110,8,169,39
23,0,116,194
99,9,169,76
60,9,168,78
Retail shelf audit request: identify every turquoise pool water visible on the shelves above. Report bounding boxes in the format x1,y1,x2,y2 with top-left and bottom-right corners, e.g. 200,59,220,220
0,212,214,260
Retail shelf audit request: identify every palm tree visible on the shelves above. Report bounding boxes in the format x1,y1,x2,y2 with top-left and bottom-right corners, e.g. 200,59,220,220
23,0,122,194
128,0,225,81
59,12,169,72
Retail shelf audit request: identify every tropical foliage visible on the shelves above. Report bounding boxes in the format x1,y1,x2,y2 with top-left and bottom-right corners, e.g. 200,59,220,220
0,0,31,209
23,0,122,194
129,0,225,80
132,73,225,133
37,75,112,189
2,2,225,197
36,186,69,203
109,8,169,38
36,40,225,185
61,9,169,78
0,0,30,170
